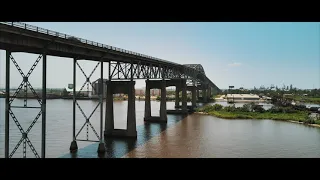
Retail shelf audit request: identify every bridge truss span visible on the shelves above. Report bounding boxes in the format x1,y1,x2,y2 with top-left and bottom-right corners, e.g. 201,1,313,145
109,61,200,81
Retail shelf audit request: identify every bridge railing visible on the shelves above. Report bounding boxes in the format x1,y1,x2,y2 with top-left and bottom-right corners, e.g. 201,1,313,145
0,22,179,66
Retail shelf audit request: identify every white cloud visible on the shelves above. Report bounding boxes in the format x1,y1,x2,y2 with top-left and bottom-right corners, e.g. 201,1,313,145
228,62,242,67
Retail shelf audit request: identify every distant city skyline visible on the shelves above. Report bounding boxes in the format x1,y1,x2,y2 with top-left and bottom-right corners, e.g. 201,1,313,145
0,22,319,89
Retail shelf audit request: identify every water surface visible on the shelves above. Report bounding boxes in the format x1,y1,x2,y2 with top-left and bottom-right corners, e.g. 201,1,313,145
1,98,320,158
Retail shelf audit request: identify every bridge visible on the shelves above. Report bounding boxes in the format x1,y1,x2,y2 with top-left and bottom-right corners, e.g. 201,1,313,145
0,22,220,158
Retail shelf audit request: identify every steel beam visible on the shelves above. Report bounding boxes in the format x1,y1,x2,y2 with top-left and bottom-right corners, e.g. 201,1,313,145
97,60,105,153
70,58,78,152
73,58,76,139
41,53,47,158
5,50,10,158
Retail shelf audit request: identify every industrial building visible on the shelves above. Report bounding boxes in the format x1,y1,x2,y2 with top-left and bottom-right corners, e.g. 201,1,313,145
224,94,261,102
91,78,109,97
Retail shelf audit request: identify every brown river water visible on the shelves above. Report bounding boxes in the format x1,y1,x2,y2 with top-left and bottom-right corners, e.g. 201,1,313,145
1,98,320,158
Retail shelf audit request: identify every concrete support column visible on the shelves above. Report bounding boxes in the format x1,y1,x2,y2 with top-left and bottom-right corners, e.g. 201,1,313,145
104,81,137,138
175,86,180,108
212,88,216,97
144,80,151,121
181,81,187,111
104,81,114,135
160,80,167,121
203,88,207,103
127,82,137,136
197,89,199,99
192,86,197,108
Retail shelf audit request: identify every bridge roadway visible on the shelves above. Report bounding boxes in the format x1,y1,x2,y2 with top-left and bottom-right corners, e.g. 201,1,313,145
0,22,220,158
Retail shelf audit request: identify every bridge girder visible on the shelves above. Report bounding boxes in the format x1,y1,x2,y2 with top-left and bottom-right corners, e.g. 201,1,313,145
0,22,219,90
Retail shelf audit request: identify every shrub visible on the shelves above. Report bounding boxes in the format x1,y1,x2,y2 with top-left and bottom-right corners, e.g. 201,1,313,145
305,116,315,124
198,104,223,113
282,107,298,113
268,106,282,113
268,106,297,113
241,103,252,112
224,105,237,112
212,104,223,111
253,105,265,113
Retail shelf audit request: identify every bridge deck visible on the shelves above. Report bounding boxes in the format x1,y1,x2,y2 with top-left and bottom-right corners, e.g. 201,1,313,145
0,22,219,89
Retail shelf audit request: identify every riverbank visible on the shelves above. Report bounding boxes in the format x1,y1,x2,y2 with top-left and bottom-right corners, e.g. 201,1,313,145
195,103,320,128
194,111,320,128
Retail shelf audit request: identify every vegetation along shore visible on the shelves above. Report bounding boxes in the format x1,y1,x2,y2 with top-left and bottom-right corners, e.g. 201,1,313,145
195,103,320,127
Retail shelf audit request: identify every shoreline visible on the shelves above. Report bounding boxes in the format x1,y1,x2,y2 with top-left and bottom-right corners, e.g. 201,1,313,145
194,112,320,128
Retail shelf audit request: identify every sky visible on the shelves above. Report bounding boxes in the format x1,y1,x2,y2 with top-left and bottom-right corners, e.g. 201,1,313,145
0,22,319,90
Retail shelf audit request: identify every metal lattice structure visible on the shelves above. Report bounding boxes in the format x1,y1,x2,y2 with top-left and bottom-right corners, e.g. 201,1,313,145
183,64,206,75
74,61,101,143
5,52,47,158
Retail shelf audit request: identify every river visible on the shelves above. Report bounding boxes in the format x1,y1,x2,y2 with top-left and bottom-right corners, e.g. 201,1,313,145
1,98,320,158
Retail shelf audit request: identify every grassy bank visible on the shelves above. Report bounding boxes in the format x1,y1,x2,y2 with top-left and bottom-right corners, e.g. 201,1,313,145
196,104,320,125
293,96,320,104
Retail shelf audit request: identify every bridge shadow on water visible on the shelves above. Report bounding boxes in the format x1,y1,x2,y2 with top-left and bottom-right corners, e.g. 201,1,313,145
60,114,186,158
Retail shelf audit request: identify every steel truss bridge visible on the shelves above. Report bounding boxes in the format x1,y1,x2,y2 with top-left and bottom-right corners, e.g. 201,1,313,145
0,22,220,158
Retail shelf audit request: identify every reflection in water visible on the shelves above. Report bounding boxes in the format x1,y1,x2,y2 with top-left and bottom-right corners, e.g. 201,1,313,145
2,98,320,158
123,114,320,158
97,122,167,158
144,122,167,140
62,114,185,158
0,98,182,158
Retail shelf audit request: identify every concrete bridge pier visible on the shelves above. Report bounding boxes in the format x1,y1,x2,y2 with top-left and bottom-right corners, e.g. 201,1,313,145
191,86,197,108
181,81,188,112
186,85,197,109
160,80,167,121
208,86,211,100
174,86,180,108
203,88,207,103
104,81,137,138
167,79,188,114
144,80,151,121
197,89,200,100
144,79,167,123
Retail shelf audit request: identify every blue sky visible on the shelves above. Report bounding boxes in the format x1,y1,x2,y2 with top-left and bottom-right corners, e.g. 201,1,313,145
0,22,319,89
